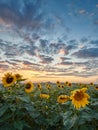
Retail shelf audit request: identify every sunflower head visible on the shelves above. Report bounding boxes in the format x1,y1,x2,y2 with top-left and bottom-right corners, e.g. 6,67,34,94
79,83,82,86
56,81,60,84
15,73,23,81
90,82,94,86
95,86,98,90
57,84,64,89
25,81,34,93
65,81,69,85
37,83,42,90
40,93,50,99
47,84,51,90
57,95,69,103
70,88,90,109
61,85,64,88
68,83,72,87
2,72,16,87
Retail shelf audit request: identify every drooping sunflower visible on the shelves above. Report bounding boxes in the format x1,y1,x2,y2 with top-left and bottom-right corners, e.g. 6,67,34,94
40,93,50,99
2,72,16,87
14,73,23,81
25,81,34,93
70,88,90,109
57,95,69,103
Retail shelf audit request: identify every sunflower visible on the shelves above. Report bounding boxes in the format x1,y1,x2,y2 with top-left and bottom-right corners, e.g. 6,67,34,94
68,83,72,87
14,73,23,81
40,93,50,99
70,88,90,109
90,82,94,86
37,83,42,90
56,81,60,84
95,86,98,90
64,81,69,86
61,85,64,88
46,84,51,90
57,84,64,89
7,87,12,92
2,72,16,87
57,95,69,103
25,81,34,93
79,83,82,86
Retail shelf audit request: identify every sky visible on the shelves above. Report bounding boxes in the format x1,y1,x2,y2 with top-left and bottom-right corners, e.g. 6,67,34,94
0,0,98,83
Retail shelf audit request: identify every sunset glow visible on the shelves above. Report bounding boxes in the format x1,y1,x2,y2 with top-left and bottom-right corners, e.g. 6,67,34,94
0,0,98,83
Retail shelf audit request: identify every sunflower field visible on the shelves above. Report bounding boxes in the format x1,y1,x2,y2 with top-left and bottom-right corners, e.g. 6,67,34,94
0,72,98,130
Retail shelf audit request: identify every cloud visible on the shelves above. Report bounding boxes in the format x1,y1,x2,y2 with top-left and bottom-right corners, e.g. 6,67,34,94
59,61,73,65
67,39,77,45
0,0,43,29
66,44,77,50
60,57,71,61
80,37,88,43
39,39,69,55
96,4,98,8
90,40,98,46
94,20,98,25
39,54,54,64
72,48,98,58
78,9,86,14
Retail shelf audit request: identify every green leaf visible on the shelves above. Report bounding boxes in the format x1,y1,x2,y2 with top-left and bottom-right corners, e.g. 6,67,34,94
0,112,12,123
0,104,8,117
13,121,25,130
0,124,14,130
63,114,78,130
17,96,30,103
62,111,73,120
79,125,89,130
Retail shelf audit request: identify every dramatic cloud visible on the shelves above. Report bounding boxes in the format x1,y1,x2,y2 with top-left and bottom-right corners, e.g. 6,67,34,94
0,0,98,82
72,48,98,58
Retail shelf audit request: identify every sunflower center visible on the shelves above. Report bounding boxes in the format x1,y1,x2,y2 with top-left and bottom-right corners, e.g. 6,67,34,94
6,77,14,83
74,91,84,101
60,97,65,100
26,84,31,89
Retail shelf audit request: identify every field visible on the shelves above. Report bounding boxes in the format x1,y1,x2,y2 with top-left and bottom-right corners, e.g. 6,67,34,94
0,73,98,130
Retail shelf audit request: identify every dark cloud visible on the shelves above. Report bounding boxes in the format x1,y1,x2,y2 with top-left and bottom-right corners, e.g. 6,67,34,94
23,60,40,66
32,33,40,41
0,64,9,69
66,44,77,50
59,61,88,66
39,54,54,64
26,45,38,56
60,57,71,61
72,48,98,58
39,39,69,55
0,0,43,29
80,37,88,43
59,61,73,65
90,40,98,46
67,39,77,45
49,42,68,55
